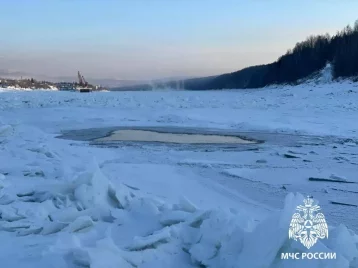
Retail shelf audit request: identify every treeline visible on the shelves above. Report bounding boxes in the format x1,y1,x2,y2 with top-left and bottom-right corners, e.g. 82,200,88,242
183,20,358,90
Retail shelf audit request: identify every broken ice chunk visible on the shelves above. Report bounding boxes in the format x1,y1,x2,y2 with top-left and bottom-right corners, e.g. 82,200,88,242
127,227,171,251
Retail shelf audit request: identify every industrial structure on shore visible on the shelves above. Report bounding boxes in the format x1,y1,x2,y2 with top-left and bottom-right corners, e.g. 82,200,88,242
58,71,105,92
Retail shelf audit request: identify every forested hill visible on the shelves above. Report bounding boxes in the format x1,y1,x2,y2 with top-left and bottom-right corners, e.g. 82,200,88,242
112,20,358,91
182,20,358,90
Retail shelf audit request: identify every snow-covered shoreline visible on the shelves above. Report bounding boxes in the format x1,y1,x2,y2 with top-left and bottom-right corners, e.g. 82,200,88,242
1,82,358,267
0,86,58,92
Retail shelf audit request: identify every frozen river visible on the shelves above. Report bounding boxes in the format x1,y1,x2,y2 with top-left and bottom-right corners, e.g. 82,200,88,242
1,83,358,267
58,125,358,232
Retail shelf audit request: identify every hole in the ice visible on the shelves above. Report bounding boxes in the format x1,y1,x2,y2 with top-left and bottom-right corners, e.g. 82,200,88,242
95,129,257,144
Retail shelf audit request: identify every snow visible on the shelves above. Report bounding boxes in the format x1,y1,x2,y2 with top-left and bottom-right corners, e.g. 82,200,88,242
0,81,358,267
319,63,333,83
300,63,334,85
0,86,58,92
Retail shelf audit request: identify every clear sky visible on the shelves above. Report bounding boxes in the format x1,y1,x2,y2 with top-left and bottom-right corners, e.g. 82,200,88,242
1,0,358,80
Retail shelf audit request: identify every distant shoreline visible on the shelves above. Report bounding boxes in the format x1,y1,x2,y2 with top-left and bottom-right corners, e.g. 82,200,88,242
0,77,107,92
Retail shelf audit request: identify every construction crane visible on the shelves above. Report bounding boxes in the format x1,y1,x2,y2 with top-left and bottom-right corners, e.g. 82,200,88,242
77,71,91,92
77,71,88,87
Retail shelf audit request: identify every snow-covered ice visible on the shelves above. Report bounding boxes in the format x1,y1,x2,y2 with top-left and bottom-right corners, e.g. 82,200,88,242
1,81,358,267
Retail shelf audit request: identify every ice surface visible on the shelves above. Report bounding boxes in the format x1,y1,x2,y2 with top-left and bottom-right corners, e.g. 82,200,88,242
160,210,191,226
1,82,358,267
127,227,172,250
